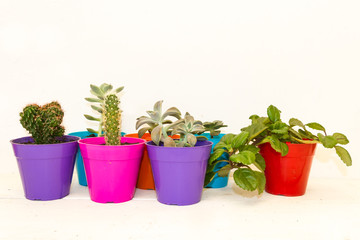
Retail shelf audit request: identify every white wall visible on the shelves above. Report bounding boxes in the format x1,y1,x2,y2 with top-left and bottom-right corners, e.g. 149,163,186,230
1,0,359,177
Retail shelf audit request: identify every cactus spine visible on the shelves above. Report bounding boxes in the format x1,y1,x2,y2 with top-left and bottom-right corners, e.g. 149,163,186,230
20,101,65,144
104,94,121,145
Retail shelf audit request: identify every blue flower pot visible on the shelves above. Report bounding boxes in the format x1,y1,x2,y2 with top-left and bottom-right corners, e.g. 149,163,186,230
68,131,126,186
199,133,229,188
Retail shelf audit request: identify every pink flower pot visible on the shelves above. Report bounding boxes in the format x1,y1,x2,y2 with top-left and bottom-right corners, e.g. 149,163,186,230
78,137,145,203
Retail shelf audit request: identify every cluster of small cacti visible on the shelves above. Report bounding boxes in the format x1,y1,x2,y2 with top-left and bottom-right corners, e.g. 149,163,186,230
84,83,124,145
19,101,65,144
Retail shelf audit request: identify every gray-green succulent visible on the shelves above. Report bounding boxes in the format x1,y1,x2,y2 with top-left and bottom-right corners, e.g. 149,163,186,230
135,100,182,141
84,83,124,145
164,112,207,147
136,101,206,147
200,120,227,138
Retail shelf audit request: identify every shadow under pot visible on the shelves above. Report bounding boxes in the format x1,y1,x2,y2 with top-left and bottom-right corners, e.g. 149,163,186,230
78,137,145,203
146,140,212,206
10,135,80,201
259,142,317,196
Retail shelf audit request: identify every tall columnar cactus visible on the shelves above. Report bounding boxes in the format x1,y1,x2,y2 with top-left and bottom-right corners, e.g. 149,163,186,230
84,83,124,145
104,94,121,145
20,101,65,144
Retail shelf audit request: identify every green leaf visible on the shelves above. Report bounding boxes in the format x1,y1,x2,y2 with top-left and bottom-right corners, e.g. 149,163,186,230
306,122,326,133
233,168,257,191
231,131,249,149
259,136,289,156
209,149,225,164
332,133,349,145
249,115,259,123
267,105,281,123
91,105,103,113
84,114,100,121
213,142,228,152
220,133,236,145
85,97,102,103
319,135,337,148
270,122,289,134
230,151,256,165
204,171,216,186
242,122,268,141
289,118,305,128
87,128,98,134
243,145,260,154
254,154,266,172
334,146,352,166
103,84,113,93
217,165,232,177
115,86,124,93
90,84,103,97
254,171,266,194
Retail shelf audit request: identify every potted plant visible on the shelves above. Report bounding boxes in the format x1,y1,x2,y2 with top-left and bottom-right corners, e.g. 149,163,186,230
125,100,181,190
241,105,352,196
204,132,266,195
69,84,126,186
137,101,212,206
10,101,80,200
78,84,146,203
197,120,229,188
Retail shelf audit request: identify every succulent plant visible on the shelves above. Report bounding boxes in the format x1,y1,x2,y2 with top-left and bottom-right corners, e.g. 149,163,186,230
205,132,266,194
19,101,65,144
163,113,207,147
241,105,352,166
136,100,182,141
200,120,227,138
84,83,124,145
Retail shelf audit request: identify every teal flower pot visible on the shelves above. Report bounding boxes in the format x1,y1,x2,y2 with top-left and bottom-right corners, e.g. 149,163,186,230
199,133,229,188
68,131,125,186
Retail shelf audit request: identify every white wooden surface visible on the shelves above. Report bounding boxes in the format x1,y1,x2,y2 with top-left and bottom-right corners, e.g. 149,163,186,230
1,172,359,240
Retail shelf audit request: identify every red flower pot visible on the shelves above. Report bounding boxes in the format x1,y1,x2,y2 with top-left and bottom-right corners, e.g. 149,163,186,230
259,142,317,196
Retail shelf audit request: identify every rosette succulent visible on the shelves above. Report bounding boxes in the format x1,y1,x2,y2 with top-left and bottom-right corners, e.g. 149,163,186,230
200,120,227,138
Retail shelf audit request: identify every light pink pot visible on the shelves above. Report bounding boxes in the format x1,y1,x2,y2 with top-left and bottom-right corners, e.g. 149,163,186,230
78,137,145,203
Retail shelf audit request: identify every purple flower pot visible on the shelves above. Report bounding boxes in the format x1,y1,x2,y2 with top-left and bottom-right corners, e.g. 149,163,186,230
146,140,212,206
10,135,79,201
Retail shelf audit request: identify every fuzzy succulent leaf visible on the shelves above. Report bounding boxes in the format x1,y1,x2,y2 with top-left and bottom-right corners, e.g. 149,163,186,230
164,137,176,147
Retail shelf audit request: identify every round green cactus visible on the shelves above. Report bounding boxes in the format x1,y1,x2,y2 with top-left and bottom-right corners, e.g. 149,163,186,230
20,101,65,144
104,94,121,145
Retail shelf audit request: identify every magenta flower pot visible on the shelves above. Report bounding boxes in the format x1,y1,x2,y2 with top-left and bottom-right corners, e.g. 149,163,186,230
10,135,79,201
78,137,146,203
146,140,212,206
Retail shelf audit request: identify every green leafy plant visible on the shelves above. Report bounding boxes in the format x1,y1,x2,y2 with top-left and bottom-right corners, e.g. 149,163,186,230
241,105,352,166
84,83,124,145
136,101,206,147
205,132,266,194
199,120,227,138
20,101,65,144
135,100,182,139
